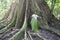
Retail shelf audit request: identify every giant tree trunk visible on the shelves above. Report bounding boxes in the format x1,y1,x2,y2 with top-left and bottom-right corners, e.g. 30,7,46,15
35,0,60,29
0,0,60,40
35,0,60,36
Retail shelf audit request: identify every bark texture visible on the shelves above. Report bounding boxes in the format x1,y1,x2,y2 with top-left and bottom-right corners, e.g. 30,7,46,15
0,0,60,40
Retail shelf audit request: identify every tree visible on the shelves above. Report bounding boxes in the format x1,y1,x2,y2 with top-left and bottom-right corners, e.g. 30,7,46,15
0,0,60,40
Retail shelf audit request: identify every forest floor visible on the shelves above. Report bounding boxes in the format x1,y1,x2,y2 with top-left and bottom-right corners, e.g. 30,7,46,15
0,28,60,40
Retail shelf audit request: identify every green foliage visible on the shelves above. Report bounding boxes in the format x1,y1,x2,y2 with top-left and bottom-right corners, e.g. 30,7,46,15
46,0,60,16
0,0,12,19
54,1,60,16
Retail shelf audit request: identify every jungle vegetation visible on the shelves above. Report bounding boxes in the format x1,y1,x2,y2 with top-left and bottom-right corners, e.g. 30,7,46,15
0,0,60,40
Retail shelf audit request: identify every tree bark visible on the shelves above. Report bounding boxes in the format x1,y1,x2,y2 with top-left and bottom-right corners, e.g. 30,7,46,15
35,0,60,30
0,0,60,40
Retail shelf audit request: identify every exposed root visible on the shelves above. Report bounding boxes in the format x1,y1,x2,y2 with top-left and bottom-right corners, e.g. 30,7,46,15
28,31,33,40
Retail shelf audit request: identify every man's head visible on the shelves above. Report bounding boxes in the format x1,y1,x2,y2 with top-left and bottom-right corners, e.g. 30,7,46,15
32,14,39,19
